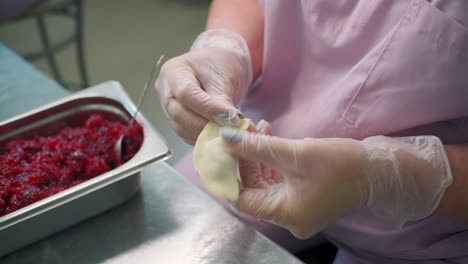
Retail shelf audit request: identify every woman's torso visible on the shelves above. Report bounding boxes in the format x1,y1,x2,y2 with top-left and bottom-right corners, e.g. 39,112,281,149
245,0,468,262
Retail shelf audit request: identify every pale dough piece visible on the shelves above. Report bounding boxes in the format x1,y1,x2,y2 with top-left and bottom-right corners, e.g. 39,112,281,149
194,119,250,201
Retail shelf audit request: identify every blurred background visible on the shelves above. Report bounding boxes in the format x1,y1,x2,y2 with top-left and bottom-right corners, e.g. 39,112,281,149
0,0,210,164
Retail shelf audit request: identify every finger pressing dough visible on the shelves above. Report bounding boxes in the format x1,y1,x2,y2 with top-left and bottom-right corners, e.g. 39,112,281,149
194,119,250,201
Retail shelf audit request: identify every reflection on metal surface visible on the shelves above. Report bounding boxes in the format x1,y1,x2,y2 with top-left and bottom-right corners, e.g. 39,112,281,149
2,163,303,264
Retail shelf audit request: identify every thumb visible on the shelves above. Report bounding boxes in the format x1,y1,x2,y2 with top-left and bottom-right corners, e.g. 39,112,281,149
158,60,241,127
219,127,300,167
235,184,286,222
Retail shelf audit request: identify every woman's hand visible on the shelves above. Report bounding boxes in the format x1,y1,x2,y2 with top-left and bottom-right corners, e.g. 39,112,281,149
155,29,252,145
220,122,452,239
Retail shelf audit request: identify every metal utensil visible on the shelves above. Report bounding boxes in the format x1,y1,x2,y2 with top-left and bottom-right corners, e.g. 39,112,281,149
0,81,171,257
131,55,165,124
114,55,165,162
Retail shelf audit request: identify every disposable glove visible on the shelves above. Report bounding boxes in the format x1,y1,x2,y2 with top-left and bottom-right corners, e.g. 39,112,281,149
155,29,252,145
220,123,452,239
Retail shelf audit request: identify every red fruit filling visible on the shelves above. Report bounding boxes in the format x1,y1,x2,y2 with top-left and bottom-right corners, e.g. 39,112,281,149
0,114,143,216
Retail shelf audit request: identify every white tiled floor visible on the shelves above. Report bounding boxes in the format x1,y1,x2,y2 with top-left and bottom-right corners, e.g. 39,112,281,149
0,0,210,164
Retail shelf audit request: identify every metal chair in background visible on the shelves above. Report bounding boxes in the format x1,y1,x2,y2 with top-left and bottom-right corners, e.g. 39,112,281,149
3,0,89,90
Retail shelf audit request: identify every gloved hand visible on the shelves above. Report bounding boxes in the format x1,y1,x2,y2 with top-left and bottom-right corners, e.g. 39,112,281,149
220,123,452,239
155,29,252,145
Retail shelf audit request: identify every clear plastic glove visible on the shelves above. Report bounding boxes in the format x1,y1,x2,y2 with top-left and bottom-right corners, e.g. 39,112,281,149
220,123,452,239
155,29,252,145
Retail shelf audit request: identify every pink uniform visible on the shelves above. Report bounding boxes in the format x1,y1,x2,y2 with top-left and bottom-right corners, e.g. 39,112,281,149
176,0,468,262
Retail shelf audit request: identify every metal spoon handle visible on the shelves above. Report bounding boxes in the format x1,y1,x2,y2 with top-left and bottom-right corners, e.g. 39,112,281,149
130,55,165,124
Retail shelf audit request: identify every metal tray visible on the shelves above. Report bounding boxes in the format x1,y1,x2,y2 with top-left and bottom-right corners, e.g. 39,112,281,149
0,81,171,256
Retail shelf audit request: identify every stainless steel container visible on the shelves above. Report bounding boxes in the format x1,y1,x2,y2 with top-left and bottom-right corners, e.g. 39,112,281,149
0,81,171,256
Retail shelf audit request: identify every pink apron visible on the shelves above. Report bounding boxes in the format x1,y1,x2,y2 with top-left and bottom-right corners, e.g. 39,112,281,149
175,0,468,262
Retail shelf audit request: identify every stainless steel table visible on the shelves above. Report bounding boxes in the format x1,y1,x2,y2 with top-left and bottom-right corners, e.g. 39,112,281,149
2,163,303,263
0,43,303,264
